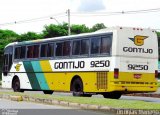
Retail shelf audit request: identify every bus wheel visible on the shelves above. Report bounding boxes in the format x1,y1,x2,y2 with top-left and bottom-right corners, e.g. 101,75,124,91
43,90,54,95
103,92,122,99
72,78,83,96
12,78,24,92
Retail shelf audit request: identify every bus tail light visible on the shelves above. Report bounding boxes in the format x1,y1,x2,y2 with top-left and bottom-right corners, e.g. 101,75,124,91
155,70,158,79
114,68,119,79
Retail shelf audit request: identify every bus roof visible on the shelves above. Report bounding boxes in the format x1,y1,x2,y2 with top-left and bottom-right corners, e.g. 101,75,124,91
5,26,156,48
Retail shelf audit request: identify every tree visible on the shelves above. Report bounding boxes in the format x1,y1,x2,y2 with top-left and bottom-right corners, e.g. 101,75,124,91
71,24,90,34
156,31,160,38
42,24,67,38
0,30,19,40
18,32,43,42
0,30,19,57
90,23,106,32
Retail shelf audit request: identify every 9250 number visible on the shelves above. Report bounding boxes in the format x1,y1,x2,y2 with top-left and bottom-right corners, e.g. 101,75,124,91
128,64,148,70
90,60,110,68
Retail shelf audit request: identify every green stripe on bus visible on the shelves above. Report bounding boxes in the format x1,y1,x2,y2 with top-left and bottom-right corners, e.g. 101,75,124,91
23,61,41,90
31,61,49,90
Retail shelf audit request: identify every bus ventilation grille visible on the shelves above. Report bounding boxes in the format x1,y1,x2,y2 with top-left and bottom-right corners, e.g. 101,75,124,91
97,72,107,90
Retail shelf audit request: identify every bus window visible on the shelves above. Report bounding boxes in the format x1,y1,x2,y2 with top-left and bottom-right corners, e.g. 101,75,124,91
15,46,26,59
81,39,89,55
14,47,21,59
48,43,54,57
40,44,48,57
72,40,80,55
100,36,112,55
56,42,63,56
27,46,34,58
33,45,39,58
63,41,70,56
91,37,101,54
20,46,26,59
27,45,39,58
3,46,13,76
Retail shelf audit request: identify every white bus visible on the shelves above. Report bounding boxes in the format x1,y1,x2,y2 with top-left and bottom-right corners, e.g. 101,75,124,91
2,27,158,99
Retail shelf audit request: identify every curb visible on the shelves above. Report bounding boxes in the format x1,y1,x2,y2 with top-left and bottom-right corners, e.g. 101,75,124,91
0,93,160,114
10,96,23,101
125,93,160,98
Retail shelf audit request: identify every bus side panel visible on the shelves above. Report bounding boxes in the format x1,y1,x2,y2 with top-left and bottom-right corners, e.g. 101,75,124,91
12,62,32,90
2,74,12,88
2,62,32,90
40,60,98,92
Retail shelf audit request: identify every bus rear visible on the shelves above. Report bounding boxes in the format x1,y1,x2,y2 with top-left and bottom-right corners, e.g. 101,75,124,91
109,27,158,93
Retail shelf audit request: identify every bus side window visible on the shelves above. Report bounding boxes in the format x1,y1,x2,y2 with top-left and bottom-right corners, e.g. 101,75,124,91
3,46,13,76
81,39,89,55
63,41,70,56
33,45,39,58
56,42,63,56
14,47,21,59
100,36,112,54
27,45,39,58
27,46,34,58
72,40,80,55
40,44,48,57
48,43,54,57
91,37,101,54
3,54,8,76
20,46,26,59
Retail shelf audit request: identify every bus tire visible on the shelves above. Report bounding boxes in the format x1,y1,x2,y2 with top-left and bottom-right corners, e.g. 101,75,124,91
12,77,24,92
43,90,54,95
72,78,84,96
103,92,121,99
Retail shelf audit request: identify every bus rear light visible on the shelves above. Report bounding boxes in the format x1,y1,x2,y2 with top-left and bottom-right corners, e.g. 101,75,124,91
155,70,158,79
114,68,119,79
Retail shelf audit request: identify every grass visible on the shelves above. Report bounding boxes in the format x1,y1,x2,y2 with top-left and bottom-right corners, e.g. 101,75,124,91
0,91,160,110
158,82,160,87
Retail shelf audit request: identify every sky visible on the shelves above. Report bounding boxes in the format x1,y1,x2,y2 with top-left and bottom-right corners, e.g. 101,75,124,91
0,0,160,33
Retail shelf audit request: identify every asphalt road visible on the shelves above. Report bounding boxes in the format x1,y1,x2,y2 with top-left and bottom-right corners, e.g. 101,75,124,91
0,99,113,115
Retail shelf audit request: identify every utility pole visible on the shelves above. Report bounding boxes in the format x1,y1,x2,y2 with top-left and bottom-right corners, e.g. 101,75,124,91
67,9,71,35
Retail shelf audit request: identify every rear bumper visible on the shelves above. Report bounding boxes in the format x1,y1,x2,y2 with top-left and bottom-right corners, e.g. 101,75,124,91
108,82,158,93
